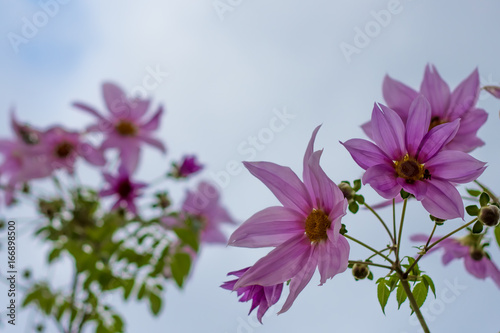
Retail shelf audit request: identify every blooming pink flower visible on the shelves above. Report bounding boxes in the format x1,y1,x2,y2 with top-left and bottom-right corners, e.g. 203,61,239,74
39,126,105,174
343,96,486,219
228,126,349,314
99,165,147,215
411,234,500,288
180,181,235,244
171,155,203,178
73,82,166,173
363,65,487,153
221,267,283,323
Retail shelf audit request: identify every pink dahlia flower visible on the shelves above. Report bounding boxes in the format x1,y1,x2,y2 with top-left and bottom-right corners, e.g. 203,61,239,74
343,96,486,220
99,165,147,215
73,82,166,173
411,234,500,288
171,155,204,178
229,126,349,314
180,181,235,244
221,267,283,323
363,65,487,153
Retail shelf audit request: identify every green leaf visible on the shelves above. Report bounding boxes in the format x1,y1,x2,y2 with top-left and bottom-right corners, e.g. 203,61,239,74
354,194,365,205
122,279,134,300
387,275,399,292
174,228,199,252
472,221,484,234
467,189,482,197
396,282,407,309
149,293,162,315
377,281,390,314
495,225,500,249
480,192,490,207
48,248,62,263
353,179,362,191
422,275,436,298
170,252,192,288
348,201,359,214
412,282,428,309
112,314,124,332
466,205,480,216
137,283,147,300
367,271,374,280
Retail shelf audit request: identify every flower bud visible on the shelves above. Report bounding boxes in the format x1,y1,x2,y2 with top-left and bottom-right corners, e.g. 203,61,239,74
339,182,355,201
469,247,484,261
478,205,500,227
352,263,370,280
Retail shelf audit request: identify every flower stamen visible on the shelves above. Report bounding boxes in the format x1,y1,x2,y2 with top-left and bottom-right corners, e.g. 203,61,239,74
54,141,74,158
305,209,330,242
115,120,137,136
394,154,426,184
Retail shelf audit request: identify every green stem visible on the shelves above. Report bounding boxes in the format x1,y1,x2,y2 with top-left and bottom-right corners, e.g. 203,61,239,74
366,247,391,261
396,199,408,261
392,198,397,245
364,202,395,243
425,223,438,249
474,180,500,205
399,278,430,333
344,234,394,264
348,260,392,270
68,269,79,333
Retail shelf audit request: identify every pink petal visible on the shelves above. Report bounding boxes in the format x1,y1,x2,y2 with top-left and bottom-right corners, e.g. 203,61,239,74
464,256,488,279
341,139,391,170
303,125,321,200
201,227,227,244
448,68,480,119
405,95,432,156
417,119,460,162
420,179,464,219
360,121,374,140
137,135,167,153
243,161,312,215
228,206,304,248
278,247,317,314
129,98,151,120
307,150,345,213
103,82,129,117
73,102,106,121
317,236,349,285
396,178,427,200
362,164,401,199
419,64,450,118
484,85,500,99
445,134,484,153
141,105,164,131
485,260,500,288
371,103,406,160
425,150,486,183
382,74,418,120
78,143,106,166
455,108,488,134
119,145,141,174
234,234,312,288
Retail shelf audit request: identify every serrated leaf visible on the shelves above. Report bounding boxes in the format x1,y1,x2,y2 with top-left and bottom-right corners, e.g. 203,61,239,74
149,293,162,315
480,192,490,207
348,201,359,214
472,221,484,234
170,252,192,288
396,282,407,309
466,205,480,216
467,189,482,197
422,275,436,298
412,282,428,309
377,281,390,314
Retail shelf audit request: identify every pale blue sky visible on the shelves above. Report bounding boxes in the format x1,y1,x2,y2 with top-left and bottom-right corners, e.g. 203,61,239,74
1,0,500,332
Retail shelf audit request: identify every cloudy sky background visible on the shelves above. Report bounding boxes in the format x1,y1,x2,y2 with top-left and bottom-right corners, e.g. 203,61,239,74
1,0,500,332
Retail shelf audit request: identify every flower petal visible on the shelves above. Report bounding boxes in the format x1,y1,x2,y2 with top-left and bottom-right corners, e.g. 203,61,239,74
419,64,450,118
103,82,129,117
417,119,460,162
140,105,164,131
464,256,488,279
341,139,391,170
243,161,312,214
396,178,427,200
405,95,432,156
234,234,312,288
137,135,167,153
455,108,488,134
73,102,106,121
371,103,406,160
278,247,317,314
360,120,374,140
382,74,418,120
420,179,464,219
425,150,486,183
362,164,401,199
303,125,321,200
448,68,480,119
485,259,500,288
317,236,349,285
228,206,304,248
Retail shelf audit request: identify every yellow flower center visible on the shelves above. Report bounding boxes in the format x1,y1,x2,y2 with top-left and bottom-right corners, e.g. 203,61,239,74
305,209,331,243
115,120,137,136
429,116,447,130
54,141,74,158
394,154,430,184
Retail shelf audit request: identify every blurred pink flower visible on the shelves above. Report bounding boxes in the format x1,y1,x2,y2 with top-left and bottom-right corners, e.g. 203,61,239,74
411,234,500,288
221,267,283,323
172,155,203,178
229,126,349,314
343,96,486,220
99,165,147,215
73,82,166,173
363,65,487,153
181,181,235,244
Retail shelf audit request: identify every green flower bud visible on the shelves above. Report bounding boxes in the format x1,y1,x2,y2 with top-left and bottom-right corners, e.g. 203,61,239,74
352,263,370,280
479,205,500,227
